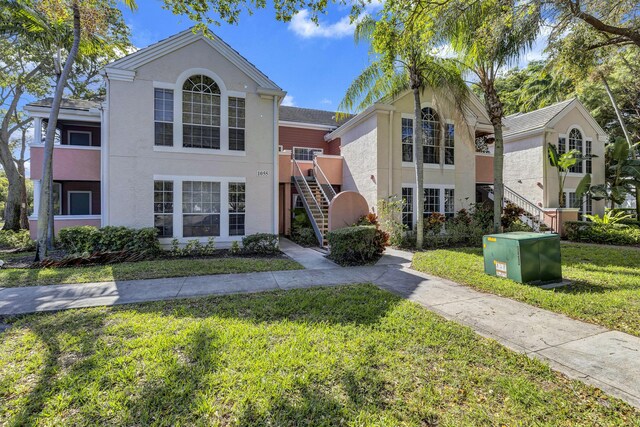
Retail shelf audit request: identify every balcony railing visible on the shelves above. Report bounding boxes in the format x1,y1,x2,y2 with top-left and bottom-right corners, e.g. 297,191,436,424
30,144,101,181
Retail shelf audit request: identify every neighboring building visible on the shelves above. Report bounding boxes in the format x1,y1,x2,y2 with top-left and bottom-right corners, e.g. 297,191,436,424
502,98,607,221
323,89,494,232
25,29,607,247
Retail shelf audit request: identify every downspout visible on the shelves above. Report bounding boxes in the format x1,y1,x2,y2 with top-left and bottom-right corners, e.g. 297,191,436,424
388,110,393,197
101,77,110,227
273,95,279,241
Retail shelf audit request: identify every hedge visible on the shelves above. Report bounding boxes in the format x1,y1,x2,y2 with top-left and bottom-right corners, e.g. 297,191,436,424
58,226,160,255
564,221,640,246
327,225,386,266
0,229,35,251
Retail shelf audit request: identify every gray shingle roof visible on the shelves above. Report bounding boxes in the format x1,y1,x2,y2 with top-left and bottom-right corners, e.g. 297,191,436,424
279,106,352,127
27,98,102,112
503,98,575,137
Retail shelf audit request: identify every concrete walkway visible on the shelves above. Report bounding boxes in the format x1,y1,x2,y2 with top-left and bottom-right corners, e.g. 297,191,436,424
278,237,338,269
0,248,639,409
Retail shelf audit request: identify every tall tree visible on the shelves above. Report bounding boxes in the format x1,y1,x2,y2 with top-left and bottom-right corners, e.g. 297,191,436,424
2,0,135,258
416,0,542,232
339,9,468,250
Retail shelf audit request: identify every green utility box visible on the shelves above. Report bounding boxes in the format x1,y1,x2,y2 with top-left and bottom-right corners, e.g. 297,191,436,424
482,232,562,284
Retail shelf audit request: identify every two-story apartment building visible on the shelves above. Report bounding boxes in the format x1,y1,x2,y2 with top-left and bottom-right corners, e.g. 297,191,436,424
26,28,607,246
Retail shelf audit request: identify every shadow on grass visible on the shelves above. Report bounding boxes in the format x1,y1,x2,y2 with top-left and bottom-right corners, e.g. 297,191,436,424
4,285,403,426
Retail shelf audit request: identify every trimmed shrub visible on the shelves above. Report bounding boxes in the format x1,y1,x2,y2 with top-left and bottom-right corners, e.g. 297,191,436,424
565,221,640,246
170,237,216,257
58,226,100,254
58,226,160,255
327,225,387,266
242,233,279,254
0,229,35,251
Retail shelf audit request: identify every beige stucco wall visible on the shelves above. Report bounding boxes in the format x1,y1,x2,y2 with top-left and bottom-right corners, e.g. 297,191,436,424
387,91,477,212
503,134,546,207
106,39,277,243
546,107,606,216
340,113,380,210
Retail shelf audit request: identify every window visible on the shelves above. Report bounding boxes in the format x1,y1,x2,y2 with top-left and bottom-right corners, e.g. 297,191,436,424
154,181,173,238
401,187,413,229
182,181,220,237
154,88,174,146
68,191,91,215
586,140,592,174
68,131,91,146
293,194,305,209
444,124,455,165
557,137,566,155
228,182,245,236
228,97,245,151
401,118,413,162
568,128,583,173
421,108,440,164
423,188,440,216
293,147,323,161
182,75,221,149
444,188,455,219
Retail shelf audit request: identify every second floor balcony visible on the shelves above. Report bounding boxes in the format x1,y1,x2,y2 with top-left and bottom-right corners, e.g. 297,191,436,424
30,144,101,182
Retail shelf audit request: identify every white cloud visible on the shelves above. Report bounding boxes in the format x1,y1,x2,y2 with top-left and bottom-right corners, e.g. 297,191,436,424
289,10,355,39
320,98,332,106
282,95,296,106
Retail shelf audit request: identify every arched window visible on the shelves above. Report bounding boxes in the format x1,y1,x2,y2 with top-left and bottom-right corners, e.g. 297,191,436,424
568,128,583,173
421,107,439,164
182,75,221,149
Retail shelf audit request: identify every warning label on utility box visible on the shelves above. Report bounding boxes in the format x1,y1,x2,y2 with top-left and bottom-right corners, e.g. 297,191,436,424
495,261,507,278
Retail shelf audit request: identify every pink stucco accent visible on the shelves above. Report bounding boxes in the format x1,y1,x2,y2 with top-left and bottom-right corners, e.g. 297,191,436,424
315,155,343,185
476,154,494,184
279,152,292,183
328,191,369,231
28,218,101,239
30,145,101,181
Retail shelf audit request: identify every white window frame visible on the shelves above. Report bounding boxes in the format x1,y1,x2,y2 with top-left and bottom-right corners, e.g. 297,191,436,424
67,190,92,216
557,125,592,177
401,183,456,228
67,130,92,146
153,175,247,243
293,146,323,162
152,71,247,156
400,111,455,170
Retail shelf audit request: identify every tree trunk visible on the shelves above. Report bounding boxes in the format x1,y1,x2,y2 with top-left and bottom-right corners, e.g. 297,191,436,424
35,2,81,261
0,141,22,231
413,86,424,250
483,84,505,233
17,129,29,229
600,72,640,218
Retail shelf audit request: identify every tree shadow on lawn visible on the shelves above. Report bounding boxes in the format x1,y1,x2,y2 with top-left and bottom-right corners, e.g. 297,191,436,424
4,285,405,426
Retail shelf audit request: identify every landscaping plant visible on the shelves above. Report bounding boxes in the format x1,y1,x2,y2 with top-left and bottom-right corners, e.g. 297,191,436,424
327,219,388,266
241,233,279,254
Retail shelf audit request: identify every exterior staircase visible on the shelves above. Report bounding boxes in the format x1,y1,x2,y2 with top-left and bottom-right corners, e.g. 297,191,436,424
484,185,555,233
292,158,335,246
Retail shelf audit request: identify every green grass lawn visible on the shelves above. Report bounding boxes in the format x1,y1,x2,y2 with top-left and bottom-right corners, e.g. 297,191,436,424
0,257,303,288
413,243,640,336
1,285,637,426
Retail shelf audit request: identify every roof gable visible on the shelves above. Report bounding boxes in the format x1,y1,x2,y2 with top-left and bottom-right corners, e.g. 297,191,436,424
104,28,282,91
503,98,607,140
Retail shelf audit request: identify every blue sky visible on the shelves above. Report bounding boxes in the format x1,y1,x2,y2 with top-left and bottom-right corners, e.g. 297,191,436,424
121,0,381,111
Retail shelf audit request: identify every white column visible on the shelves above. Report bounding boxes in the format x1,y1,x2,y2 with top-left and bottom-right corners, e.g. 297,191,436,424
33,117,42,144
32,180,41,217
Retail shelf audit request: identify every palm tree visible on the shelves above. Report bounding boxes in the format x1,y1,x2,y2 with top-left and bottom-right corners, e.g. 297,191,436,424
339,15,468,250
430,0,542,232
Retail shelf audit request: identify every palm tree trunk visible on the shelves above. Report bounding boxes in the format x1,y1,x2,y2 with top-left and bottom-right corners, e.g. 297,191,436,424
484,84,504,233
599,72,639,218
35,1,81,261
413,87,424,249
